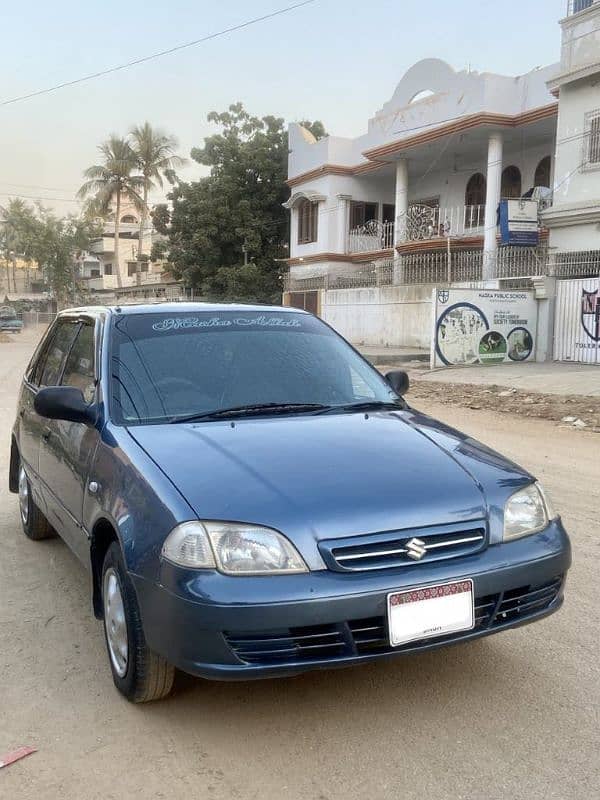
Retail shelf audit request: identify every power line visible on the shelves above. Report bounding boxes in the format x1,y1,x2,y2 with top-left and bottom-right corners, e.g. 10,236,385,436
0,1,319,109
0,191,81,203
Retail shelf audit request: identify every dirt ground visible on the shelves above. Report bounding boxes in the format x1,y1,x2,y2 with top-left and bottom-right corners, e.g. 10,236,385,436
1,328,599,800
409,378,600,431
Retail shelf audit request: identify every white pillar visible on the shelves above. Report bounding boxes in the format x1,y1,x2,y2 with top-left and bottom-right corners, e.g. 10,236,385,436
394,159,409,244
483,132,503,280
336,194,352,253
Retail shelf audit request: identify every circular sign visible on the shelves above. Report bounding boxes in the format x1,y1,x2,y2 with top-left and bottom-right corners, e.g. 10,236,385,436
507,327,533,361
436,303,489,366
479,331,507,365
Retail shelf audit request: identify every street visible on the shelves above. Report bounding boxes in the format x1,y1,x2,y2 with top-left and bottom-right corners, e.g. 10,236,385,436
1,329,599,800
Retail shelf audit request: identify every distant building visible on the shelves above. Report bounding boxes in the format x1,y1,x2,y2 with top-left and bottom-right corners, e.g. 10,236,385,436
80,201,185,303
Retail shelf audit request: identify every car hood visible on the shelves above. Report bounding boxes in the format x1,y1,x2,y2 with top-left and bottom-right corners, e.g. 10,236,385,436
125,409,532,569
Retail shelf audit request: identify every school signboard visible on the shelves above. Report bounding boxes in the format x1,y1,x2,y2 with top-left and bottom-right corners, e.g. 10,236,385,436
432,288,538,368
498,199,539,246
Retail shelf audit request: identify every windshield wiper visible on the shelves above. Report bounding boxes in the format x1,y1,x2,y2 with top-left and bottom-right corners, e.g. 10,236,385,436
314,400,404,415
169,402,329,424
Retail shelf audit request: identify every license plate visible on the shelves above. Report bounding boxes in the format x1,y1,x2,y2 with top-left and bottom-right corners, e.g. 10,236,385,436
387,579,474,647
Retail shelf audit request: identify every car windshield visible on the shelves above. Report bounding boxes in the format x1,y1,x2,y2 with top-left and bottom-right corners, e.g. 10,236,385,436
110,310,399,425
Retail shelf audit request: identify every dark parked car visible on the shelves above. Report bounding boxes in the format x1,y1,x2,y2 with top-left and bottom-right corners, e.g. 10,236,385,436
10,304,571,702
0,306,24,333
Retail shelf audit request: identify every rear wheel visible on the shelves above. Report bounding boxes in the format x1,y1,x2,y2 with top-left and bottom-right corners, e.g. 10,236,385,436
18,464,55,540
102,542,174,703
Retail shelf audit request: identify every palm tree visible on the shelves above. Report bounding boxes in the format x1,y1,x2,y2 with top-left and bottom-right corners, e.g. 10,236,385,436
78,137,143,288
129,123,186,272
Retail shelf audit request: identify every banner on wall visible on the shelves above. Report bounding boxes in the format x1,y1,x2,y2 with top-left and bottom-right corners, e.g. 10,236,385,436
431,288,538,368
554,277,600,364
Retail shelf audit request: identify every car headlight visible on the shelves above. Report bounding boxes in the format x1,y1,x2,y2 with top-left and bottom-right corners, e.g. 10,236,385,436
161,521,308,575
503,482,557,541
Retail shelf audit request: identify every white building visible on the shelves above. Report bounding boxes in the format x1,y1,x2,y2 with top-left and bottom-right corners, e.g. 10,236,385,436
543,0,600,253
80,202,183,302
285,58,558,303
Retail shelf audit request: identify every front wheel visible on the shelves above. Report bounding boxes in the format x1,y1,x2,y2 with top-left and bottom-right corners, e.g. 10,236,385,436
101,542,175,702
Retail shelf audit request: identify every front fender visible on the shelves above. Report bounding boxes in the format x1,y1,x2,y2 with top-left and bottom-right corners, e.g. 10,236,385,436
84,423,196,580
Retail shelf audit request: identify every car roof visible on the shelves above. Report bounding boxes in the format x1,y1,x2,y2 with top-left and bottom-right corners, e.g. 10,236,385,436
57,302,306,318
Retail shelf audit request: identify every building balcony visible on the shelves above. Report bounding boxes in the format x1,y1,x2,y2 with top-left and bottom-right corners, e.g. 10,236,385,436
347,204,486,253
567,0,597,16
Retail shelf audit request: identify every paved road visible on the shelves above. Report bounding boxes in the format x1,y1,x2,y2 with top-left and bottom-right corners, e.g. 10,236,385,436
1,329,599,800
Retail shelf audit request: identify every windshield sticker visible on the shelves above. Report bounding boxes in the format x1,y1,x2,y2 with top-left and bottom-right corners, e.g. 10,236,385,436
152,316,301,332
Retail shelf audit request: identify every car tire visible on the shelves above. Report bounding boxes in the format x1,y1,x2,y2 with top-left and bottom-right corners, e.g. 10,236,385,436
101,542,175,703
18,463,56,541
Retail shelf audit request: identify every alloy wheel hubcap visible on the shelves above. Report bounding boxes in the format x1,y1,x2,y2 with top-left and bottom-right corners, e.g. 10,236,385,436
18,466,29,525
103,568,128,678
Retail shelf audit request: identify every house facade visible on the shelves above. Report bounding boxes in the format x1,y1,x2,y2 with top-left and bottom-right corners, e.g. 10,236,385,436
543,0,600,254
285,58,558,302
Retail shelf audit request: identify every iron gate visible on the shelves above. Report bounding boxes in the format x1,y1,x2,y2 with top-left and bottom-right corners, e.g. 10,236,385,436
554,277,600,363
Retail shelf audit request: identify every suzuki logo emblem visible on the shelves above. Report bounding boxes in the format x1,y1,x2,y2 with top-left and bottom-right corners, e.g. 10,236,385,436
405,537,427,561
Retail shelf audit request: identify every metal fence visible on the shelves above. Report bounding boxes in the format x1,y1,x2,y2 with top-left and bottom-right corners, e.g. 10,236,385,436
284,247,600,294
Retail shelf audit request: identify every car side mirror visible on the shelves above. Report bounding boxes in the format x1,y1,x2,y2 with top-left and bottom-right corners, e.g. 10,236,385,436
385,370,410,396
34,386,96,426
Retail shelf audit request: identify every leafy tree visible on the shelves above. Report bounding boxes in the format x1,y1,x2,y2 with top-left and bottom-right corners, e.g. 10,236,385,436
28,208,101,307
1,199,100,307
77,136,143,288
162,103,325,303
0,198,37,293
129,123,186,274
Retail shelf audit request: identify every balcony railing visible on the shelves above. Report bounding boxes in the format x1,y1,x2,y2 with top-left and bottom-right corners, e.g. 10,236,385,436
401,204,486,243
568,0,596,15
348,220,395,253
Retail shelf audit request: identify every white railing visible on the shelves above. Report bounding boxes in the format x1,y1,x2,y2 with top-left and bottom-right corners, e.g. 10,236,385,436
567,0,596,15
401,204,486,243
348,220,395,253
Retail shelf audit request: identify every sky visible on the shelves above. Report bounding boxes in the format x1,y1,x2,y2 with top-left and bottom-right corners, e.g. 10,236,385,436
0,0,567,215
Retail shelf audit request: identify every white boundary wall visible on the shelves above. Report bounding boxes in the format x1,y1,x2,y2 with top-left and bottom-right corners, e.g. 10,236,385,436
320,285,432,349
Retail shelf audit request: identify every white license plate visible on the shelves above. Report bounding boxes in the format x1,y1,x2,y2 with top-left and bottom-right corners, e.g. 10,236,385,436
387,579,474,647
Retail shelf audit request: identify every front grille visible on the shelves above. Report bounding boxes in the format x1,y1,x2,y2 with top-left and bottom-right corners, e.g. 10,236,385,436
225,576,563,666
320,522,486,572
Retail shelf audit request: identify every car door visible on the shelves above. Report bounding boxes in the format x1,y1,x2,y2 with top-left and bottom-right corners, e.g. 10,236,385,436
17,322,58,481
37,319,98,562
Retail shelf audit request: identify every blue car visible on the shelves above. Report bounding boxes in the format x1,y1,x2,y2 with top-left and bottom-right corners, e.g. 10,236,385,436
9,304,571,702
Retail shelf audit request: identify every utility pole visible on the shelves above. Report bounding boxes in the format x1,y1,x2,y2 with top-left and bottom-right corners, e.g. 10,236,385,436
242,239,249,267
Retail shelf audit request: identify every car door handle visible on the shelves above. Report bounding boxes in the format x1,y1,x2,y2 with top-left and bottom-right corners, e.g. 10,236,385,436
42,428,52,441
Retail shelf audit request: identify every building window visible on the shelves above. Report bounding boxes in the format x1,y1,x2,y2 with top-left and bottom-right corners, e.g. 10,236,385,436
534,157,552,188
501,166,522,199
104,263,113,275
121,215,137,223
297,199,319,244
350,201,378,229
584,110,600,168
465,173,486,209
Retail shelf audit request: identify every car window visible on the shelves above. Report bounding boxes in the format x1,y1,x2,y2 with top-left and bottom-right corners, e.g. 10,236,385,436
39,321,80,388
110,311,397,424
61,323,96,403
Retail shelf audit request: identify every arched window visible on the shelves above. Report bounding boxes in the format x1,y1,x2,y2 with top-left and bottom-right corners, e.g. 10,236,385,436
501,166,522,199
534,156,552,188
121,214,137,223
297,199,319,244
465,173,486,208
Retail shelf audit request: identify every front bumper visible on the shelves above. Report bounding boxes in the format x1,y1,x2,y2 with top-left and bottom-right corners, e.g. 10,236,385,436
132,520,571,680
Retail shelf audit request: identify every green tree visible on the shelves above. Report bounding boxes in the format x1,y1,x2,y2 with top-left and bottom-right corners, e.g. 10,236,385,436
0,198,37,293
29,208,101,307
129,123,186,275
162,103,325,302
77,136,143,288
